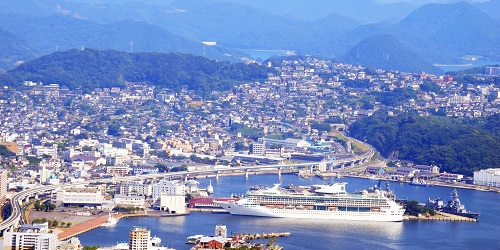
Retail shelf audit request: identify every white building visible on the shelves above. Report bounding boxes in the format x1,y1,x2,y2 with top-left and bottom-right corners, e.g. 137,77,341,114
55,187,103,206
118,181,152,196
152,180,186,201
4,223,58,250
258,138,311,149
34,146,58,159
159,194,186,214
114,194,145,208
474,168,500,187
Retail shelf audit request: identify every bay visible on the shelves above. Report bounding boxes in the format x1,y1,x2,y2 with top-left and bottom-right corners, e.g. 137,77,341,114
77,174,500,250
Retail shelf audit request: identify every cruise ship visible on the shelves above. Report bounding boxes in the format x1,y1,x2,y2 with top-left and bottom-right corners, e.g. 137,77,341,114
216,182,405,222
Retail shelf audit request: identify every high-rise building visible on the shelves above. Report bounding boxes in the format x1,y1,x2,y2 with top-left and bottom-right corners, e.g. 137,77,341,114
129,227,150,250
250,143,265,156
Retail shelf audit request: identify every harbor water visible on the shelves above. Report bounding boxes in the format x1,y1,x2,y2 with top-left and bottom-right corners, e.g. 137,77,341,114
77,174,500,250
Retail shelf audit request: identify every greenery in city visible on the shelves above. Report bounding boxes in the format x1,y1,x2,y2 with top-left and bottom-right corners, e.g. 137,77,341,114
349,111,500,175
0,49,275,96
31,218,71,227
25,156,42,165
171,165,189,172
229,122,264,141
83,246,100,250
33,200,56,212
112,206,143,213
404,200,436,216
0,145,14,157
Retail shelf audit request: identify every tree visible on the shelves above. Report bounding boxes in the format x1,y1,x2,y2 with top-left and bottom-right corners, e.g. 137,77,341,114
0,145,14,157
66,222,72,227
51,220,59,227
34,200,41,211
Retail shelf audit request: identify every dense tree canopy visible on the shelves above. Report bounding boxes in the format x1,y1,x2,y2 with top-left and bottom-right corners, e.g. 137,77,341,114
0,145,14,157
0,49,275,95
349,111,500,176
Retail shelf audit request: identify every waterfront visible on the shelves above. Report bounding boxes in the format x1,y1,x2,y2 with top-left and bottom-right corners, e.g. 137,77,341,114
77,174,500,250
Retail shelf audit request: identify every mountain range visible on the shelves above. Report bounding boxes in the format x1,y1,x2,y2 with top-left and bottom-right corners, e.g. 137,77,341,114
0,0,498,74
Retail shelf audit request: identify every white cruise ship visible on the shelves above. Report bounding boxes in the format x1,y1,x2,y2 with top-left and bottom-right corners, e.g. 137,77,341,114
216,182,405,222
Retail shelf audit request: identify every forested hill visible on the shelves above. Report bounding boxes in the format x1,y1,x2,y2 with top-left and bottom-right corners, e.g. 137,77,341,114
0,49,274,94
349,111,500,176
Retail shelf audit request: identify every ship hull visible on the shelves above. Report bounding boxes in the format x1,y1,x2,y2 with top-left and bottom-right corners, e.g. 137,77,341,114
217,202,404,222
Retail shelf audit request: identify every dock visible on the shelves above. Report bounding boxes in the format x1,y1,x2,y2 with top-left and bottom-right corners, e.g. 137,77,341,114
404,212,476,222
241,232,291,240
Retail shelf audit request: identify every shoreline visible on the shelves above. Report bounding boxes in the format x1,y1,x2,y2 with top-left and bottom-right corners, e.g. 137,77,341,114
344,174,500,193
51,171,495,241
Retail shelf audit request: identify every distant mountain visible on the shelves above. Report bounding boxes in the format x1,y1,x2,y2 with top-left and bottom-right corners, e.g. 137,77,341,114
475,0,500,21
0,49,274,95
0,28,39,72
342,34,443,74
0,14,242,65
0,0,498,74
395,1,500,63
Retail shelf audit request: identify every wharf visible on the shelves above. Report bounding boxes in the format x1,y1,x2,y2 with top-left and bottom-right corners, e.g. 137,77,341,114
242,232,291,240
404,212,476,222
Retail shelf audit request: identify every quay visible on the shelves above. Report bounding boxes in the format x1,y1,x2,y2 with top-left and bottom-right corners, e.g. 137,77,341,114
404,212,476,222
241,232,291,240
57,215,108,240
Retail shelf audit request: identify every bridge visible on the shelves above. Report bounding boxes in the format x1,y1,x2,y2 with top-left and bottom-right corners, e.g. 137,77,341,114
0,138,374,235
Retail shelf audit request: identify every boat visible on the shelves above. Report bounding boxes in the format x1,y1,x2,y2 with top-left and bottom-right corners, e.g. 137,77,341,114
442,189,480,219
409,178,434,187
102,212,118,227
426,189,480,219
216,182,405,222
207,180,214,195
185,235,204,244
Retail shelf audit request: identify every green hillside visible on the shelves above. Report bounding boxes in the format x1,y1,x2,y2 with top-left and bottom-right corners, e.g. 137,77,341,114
349,111,500,176
0,49,274,95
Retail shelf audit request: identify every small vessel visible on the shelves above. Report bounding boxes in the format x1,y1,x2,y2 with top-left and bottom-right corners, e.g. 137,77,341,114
216,182,405,222
409,178,433,187
102,212,118,227
185,235,204,244
207,180,214,195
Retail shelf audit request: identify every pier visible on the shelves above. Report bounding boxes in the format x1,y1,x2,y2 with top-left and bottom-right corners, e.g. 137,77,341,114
241,232,291,240
404,212,476,222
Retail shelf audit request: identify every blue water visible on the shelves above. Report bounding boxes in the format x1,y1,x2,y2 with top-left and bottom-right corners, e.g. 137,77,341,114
437,59,500,72
77,174,500,250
